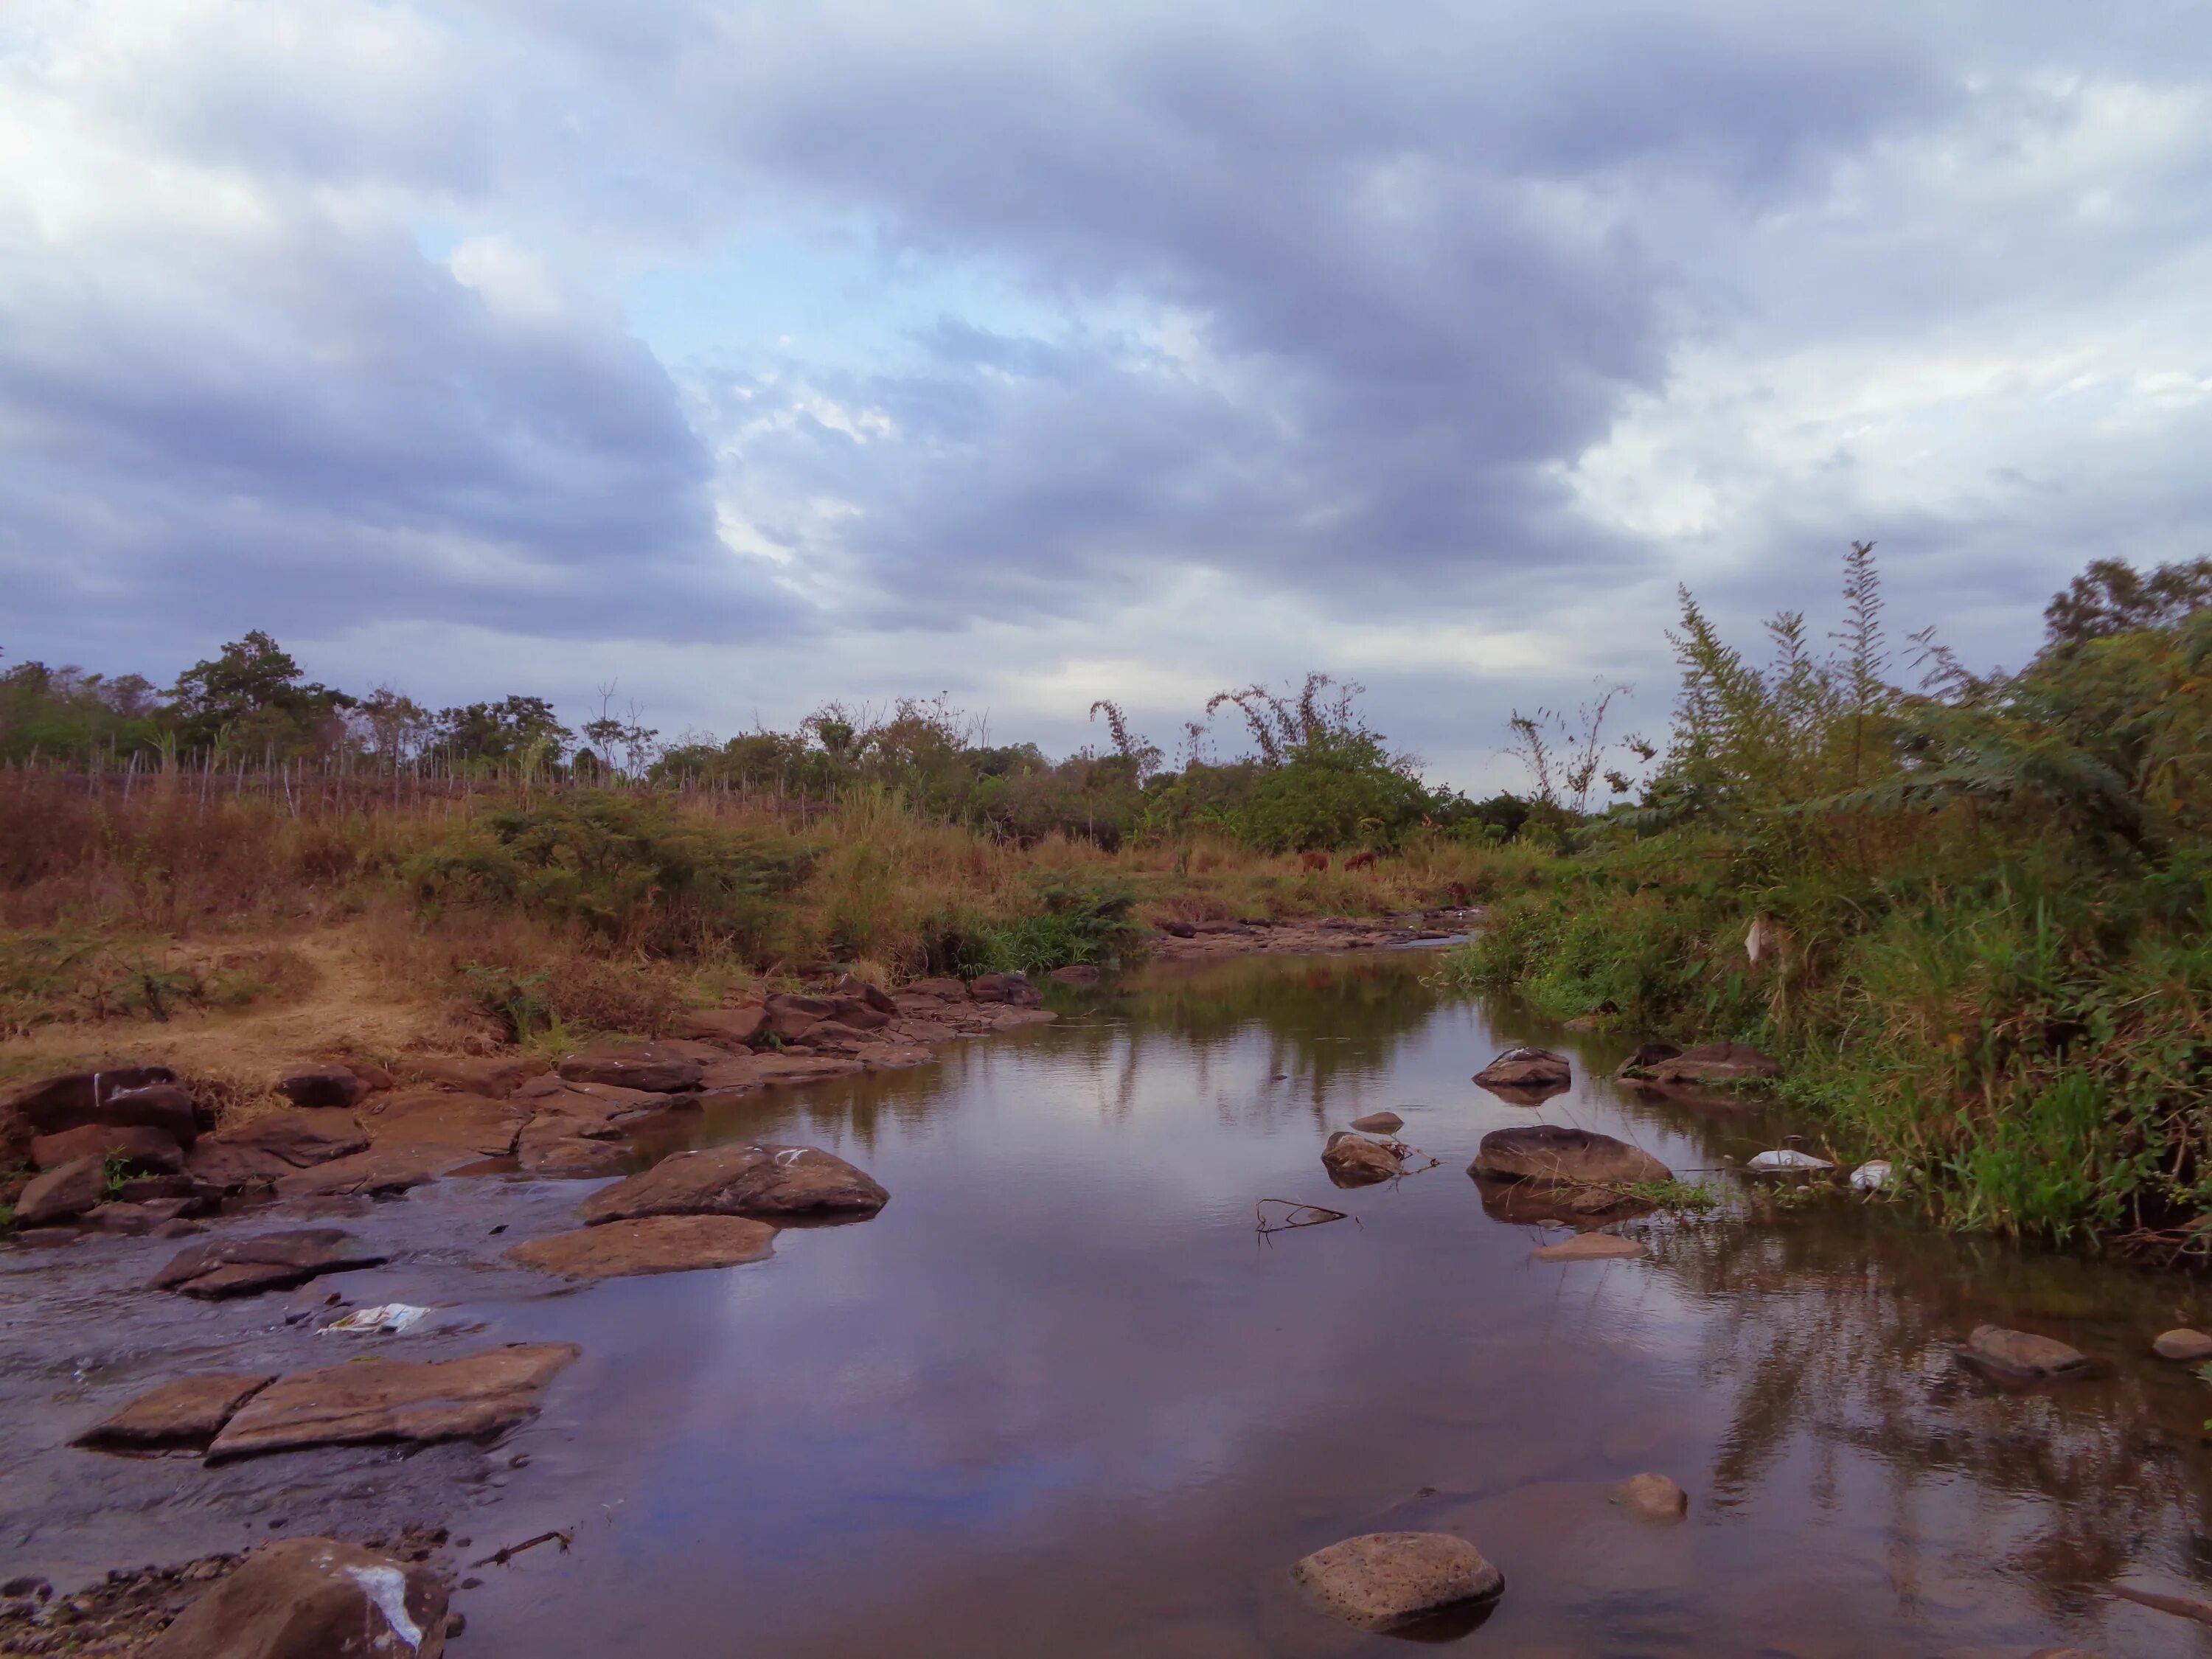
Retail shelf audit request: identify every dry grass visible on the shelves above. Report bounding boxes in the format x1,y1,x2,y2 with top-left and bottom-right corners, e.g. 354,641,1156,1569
1,773,1531,1103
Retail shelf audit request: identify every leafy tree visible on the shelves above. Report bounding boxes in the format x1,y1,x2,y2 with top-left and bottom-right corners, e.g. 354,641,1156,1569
2045,556,2212,647
167,631,355,754
433,696,574,775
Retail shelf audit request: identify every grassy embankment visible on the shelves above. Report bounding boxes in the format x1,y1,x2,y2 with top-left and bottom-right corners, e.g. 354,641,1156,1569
0,772,1534,1099
1436,550,2212,1252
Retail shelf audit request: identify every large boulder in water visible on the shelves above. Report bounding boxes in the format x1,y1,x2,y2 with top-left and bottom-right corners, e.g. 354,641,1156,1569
1321,1132,1402,1187
1292,1531,1504,1632
1472,1048,1571,1090
580,1143,888,1225
1471,1124,1669,1187
147,1536,449,1659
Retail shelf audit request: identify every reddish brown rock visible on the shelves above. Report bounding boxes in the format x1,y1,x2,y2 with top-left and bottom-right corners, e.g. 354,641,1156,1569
1350,1111,1404,1134
1608,1472,1688,1521
696,1053,866,1095
833,975,898,1014
761,994,838,1042
515,1121,633,1178
16,1157,110,1225
30,1122,183,1174
902,977,968,1001
406,1053,549,1097
671,1006,768,1046
1616,1042,1683,1079
4,1066,182,1138
74,1374,276,1450
969,971,1042,1006
276,1065,371,1109
86,1200,199,1235
146,1536,448,1659
2153,1328,2212,1363
1321,1131,1402,1187
206,1343,579,1462
273,1147,451,1198
580,1142,888,1225
151,1229,388,1298
361,1090,524,1156
555,1045,704,1093
507,1216,777,1279
1958,1325,2091,1382
187,1110,369,1189
1644,1043,1783,1085
1471,1124,1670,1187
1293,1532,1504,1632
1473,1047,1571,1089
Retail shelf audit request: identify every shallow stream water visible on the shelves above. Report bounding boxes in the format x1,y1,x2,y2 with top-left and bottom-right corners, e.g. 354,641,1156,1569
459,950,2212,1657
11,947,2212,1655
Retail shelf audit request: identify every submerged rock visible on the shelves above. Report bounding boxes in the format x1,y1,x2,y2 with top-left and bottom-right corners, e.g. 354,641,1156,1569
75,1374,276,1451
1292,1531,1503,1632
146,1536,448,1659
2153,1329,2212,1363
206,1343,580,1462
1321,1131,1402,1187
151,1229,389,1299
1471,1124,1670,1187
1533,1231,1647,1262
507,1216,777,1279
580,1143,888,1225
1958,1324,2091,1382
1608,1472,1688,1522
1349,1111,1404,1135
1474,1175,1652,1228
1472,1047,1571,1090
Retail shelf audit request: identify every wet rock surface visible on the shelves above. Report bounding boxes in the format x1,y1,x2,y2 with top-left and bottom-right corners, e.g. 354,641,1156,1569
580,1143,889,1224
2152,1328,2212,1363
1349,1110,1404,1134
1320,1131,1402,1186
74,1374,276,1452
1471,1124,1671,1187
1959,1324,2093,1382
207,1344,580,1462
1292,1531,1504,1632
506,1216,778,1279
152,1230,389,1299
146,1536,448,1659
1473,1046,1572,1089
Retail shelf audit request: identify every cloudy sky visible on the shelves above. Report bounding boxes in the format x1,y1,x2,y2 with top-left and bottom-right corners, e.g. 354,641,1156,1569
4,1,2208,789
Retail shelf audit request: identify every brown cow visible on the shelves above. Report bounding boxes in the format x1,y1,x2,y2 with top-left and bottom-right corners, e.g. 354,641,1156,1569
1343,850,1377,873
1298,851,1331,874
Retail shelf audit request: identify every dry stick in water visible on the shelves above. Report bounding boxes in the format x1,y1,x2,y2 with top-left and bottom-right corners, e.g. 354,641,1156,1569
470,1529,574,1569
1255,1199,1351,1234
2093,1584,2212,1627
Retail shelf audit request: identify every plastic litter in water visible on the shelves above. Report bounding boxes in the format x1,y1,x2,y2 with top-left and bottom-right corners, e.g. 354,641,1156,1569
1849,1159,1893,1191
1745,1149,1835,1173
322,1304,434,1336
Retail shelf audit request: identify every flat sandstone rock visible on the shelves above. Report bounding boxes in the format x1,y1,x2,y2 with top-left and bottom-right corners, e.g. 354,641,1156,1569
580,1143,888,1225
1293,1531,1504,1632
1533,1231,1648,1262
1958,1324,2091,1382
150,1229,389,1299
507,1216,777,1279
75,1373,276,1450
206,1343,580,1462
